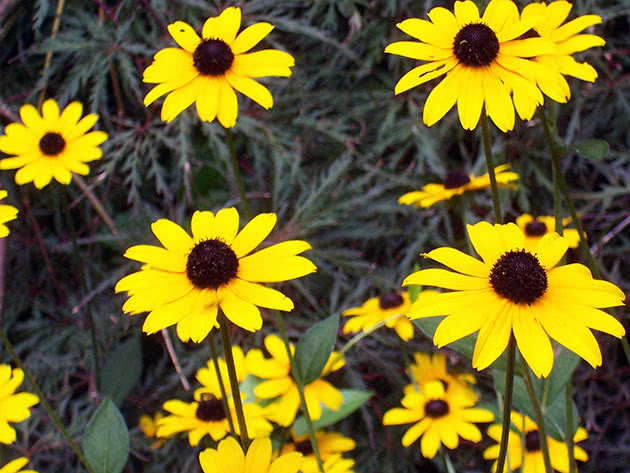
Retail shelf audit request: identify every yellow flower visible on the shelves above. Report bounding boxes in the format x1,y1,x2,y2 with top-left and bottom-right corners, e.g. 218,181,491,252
342,291,415,341
144,7,294,127
199,436,303,473
483,411,588,472
246,334,345,427
0,99,107,189
404,221,626,377
115,208,316,343
195,346,248,399
157,392,272,446
383,380,493,458
279,431,355,473
0,457,37,473
515,214,580,250
522,0,605,85
0,365,39,444
399,165,519,208
385,0,567,132
0,190,18,237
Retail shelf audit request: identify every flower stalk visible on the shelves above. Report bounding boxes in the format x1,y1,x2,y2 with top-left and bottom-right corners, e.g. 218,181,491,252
479,112,503,224
208,334,236,436
225,129,251,221
494,335,516,473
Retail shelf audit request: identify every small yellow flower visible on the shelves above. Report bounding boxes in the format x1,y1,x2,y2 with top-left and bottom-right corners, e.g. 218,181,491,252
246,335,345,427
115,208,316,342
342,291,415,341
199,436,303,473
144,7,294,126
195,345,248,399
399,165,519,208
279,431,355,473
383,380,493,458
157,392,272,446
0,99,107,189
404,221,626,377
0,457,37,473
522,0,605,85
515,214,580,250
483,411,588,473
0,190,18,238
0,365,39,444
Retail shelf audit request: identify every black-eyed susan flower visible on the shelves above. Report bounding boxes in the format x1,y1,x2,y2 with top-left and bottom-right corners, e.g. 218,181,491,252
406,351,477,402
0,365,39,444
516,213,580,250
522,0,604,86
383,380,493,458
0,99,107,189
384,0,569,132
342,291,415,341
483,411,588,473
144,7,294,127
246,334,345,427
0,457,36,473
195,345,248,399
115,208,316,343
404,221,626,378
199,436,303,473
0,191,18,237
399,165,519,208
157,392,272,446
279,431,355,473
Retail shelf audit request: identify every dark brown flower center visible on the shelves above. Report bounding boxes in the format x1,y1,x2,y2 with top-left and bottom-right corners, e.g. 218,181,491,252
195,396,226,422
443,170,471,189
525,430,540,452
453,23,500,67
39,132,66,156
490,250,548,305
294,439,314,456
379,292,404,310
424,399,449,418
193,39,234,76
525,220,547,237
186,239,239,289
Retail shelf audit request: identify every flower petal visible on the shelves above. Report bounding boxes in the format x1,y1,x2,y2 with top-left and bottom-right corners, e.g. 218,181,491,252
233,22,274,55
225,72,273,109
219,286,262,332
151,219,194,254
231,213,277,258
167,21,201,53
216,77,238,128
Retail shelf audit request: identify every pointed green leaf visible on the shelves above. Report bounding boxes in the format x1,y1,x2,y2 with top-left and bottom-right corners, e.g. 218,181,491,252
99,336,142,405
570,139,609,161
295,313,339,384
83,398,129,473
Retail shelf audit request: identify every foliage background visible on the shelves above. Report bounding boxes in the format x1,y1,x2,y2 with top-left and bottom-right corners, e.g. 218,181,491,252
0,0,629,471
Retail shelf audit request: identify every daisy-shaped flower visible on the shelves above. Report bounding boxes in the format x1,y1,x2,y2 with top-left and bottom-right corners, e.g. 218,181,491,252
0,191,18,237
343,291,415,341
522,0,605,85
383,380,493,458
246,334,345,427
279,431,355,473
0,365,39,444
0,99,107,189
404,221,626,377
484,411,588,472
406,351,477,402
157,392,272,446
0,458,37,473
516,213,580,250
195,345,247,398
199,436,303,473
115,208,316,343
144,7,294,127
385,0,569,132
399,165,519,208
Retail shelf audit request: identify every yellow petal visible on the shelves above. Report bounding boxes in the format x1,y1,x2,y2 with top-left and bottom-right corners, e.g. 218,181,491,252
209,207,239,245
232,22,274,55
167,21,201,53
423,247,488,277
225,72,273,109
218,286,262,332
512,304,554,377
384,41,452,61
195,76,220,122
422,64,462,126
396,18,454,49
209,7,242,44
230,213,277,258
403,268,488,291
472,300,513,371
231,50,295,78
216,77,238,128
244,437,271,473
123,245,187,272
191,210,215,241
394,58,457,95
228,279,293,311
268,452,303,473
161,77,202,123
454,0,480,27
456,67,484,131
483,69,515,133
151,219,194,254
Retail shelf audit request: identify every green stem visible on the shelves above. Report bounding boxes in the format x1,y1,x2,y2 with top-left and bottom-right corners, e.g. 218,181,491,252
225,128,251,221
0,328,97,473
521,358,553,473
566,383,576,473
479,112,503,224
494,335,516,473
275,312,325,473
208,334,236,436
218,314,250,449
460,193,475,254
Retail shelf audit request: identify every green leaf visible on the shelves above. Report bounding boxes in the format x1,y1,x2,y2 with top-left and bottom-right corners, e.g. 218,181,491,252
295,313,339,384
570,139,609,161
99,336,142,405
83,398,129,473
292,389,372,436
544,348,580,406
